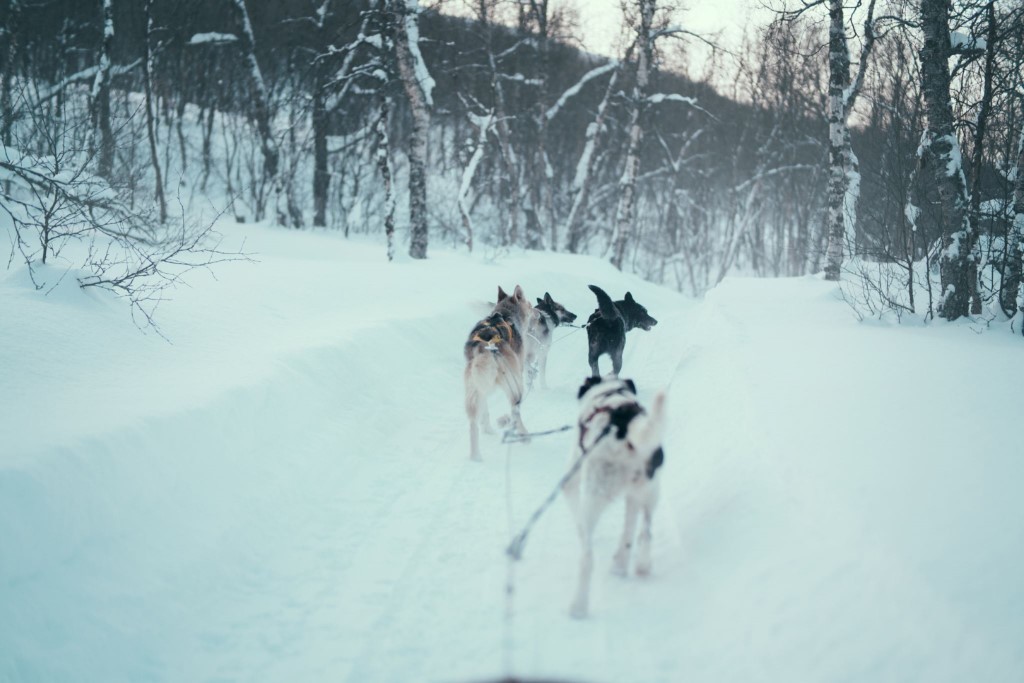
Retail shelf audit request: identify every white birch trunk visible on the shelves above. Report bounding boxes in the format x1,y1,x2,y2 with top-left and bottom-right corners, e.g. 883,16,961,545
561,59,621,253
1,0,21,146
824,0,875,280
391,0,433,259
1002,129,1024,322
611,0,654,271
919,0,974,319
142,0,166,222
375,96,397,261
458,111,493,252
230,0,280,223
90,0,115,179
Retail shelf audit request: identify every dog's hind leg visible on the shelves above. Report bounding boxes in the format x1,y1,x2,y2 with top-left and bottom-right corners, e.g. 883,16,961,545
479,399,495,434
498,365,529,438
465,385,482,461
570,493,611,619
561,460,583,522
537,345,550,390
611,347,624,376
634,491,659,576
612,497,639,576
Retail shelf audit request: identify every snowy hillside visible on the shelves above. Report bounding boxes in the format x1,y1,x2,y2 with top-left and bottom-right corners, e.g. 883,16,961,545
2,223,1023,683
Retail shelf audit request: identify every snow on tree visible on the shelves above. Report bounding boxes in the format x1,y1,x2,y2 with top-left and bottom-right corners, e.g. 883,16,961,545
90,0,115,180
611,0,655,271
919,0,975,320
227,0,281,224
390,0,434,259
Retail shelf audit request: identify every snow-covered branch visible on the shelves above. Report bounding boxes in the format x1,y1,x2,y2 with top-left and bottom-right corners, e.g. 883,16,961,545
646,93,720,122
35,59,141,103
187,32,238,46
545,60,618,121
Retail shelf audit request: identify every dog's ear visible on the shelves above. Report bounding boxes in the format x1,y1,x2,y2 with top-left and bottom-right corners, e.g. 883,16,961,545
536,298,544,305
513,284,525,300
544,292,553,304
577,376,602,399
497,286,508,301
624,291,635,303
624,378,637,395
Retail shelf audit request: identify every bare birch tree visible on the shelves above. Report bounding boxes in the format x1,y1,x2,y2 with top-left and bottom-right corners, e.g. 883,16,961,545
228,0,280,224
376,93,397,261
390,0,434,259
1004,128,1024,324
964,0,997,314
1,0,21,147
90,0,115,180
611,0,655,270
142,0,166,223
919,0,975,320
823,0,877,280
311,0,334,228
561,58,623,253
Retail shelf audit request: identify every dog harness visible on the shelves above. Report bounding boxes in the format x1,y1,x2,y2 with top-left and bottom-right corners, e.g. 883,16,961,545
577,382,663,480
577,384,644,452
470,316,518,350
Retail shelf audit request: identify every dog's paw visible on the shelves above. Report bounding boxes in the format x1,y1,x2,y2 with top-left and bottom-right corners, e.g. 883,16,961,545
634,561,652,577
611,558,629,577
569,600,589,619
496,415,511,428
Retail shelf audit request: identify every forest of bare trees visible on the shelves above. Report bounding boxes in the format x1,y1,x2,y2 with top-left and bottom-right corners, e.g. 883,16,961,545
1,0,1022,327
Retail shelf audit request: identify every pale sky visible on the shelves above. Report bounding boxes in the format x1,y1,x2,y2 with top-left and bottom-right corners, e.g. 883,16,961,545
570,0,774,75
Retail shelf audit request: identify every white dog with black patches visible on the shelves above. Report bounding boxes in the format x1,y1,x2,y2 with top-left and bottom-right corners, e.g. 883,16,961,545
562,375,666,619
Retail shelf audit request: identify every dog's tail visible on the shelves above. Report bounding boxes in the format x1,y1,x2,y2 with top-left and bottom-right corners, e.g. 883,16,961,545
588,284,620,321
629,391,667,451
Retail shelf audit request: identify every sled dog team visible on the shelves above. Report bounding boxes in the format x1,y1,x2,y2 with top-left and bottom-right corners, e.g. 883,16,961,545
463,283,664,619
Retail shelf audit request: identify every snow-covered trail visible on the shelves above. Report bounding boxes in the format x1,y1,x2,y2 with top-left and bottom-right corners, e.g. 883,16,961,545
1,226,693,682
2,225,1023,682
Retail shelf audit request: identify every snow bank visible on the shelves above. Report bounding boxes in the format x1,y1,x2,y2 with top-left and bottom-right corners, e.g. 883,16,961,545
1,226,1022,682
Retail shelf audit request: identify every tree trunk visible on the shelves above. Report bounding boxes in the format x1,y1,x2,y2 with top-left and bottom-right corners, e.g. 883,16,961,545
823,0,876,280
1,0,20,147
201,104,215,191
527,0,550,250
376,95,397,261
966,0,997,315
824,0,851,281
142,0,166,222
229,0,280,223
312,83,328,227
391,0,433,259
311,0,332,227
476,0,519,247
611,0,654,270
1002,130,1024,321
564,60,622,253
458,111,493,252
91,0,115,179
919,0,975,320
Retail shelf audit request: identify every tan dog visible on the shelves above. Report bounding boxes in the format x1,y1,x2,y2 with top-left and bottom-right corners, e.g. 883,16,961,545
562,375,666,618
464,285,533,460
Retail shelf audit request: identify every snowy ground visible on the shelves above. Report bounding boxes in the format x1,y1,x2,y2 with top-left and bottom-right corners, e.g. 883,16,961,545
2,223,1022,683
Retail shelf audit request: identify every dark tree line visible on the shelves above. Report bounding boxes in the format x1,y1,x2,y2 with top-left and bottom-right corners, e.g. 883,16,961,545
1,0,1022,329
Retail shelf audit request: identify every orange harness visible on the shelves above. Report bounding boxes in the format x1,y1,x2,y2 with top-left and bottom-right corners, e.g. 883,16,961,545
471,318,516,348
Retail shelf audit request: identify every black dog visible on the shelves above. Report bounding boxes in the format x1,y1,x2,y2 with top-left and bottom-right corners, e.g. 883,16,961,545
585,285,657,376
